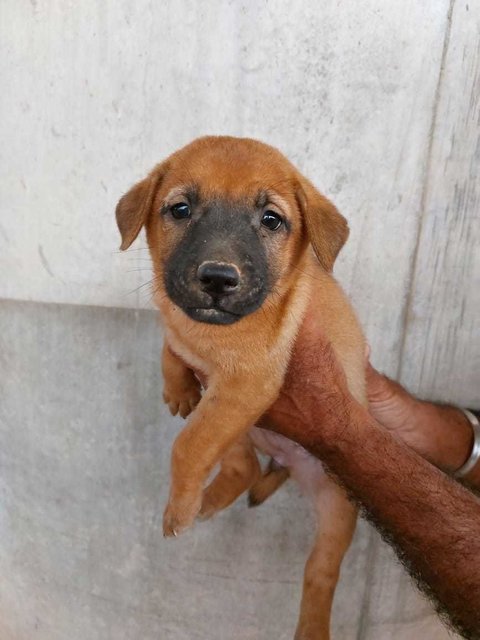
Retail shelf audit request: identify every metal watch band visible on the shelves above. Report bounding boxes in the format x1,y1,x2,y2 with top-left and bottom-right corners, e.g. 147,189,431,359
454,409,480,479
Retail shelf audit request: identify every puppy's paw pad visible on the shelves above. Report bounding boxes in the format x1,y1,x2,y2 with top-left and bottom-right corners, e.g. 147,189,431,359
178,394,201,418
162,387,201,419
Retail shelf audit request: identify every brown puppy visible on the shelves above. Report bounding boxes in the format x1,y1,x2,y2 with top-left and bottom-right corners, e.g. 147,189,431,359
116,136,366,640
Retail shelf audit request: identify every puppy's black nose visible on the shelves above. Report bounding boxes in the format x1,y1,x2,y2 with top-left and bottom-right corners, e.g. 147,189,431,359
197,261,240,296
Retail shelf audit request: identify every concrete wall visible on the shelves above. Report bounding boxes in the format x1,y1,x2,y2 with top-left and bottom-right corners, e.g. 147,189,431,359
1,1,478,639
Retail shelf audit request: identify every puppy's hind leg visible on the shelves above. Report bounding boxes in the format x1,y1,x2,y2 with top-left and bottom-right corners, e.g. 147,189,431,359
199,435,261,520
248,458,290,507
294,478,358,640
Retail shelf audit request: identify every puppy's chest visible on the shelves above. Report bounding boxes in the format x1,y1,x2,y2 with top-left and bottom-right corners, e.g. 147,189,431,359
164,320,290,378
165,329,213,376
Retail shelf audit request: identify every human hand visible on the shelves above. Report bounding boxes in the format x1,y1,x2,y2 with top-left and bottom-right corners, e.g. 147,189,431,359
261,299,473,475
366,363,473,473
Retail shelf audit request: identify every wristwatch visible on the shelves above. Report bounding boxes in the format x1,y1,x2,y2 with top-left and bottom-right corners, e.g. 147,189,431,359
454,409,480,479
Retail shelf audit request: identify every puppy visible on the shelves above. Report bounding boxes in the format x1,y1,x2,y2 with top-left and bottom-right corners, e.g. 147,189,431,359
116,136,366,640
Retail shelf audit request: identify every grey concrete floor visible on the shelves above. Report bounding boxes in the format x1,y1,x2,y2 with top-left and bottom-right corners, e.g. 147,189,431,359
0,300,455,640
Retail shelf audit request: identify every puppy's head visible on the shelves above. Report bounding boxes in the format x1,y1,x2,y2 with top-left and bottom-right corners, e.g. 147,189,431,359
116,136,348,325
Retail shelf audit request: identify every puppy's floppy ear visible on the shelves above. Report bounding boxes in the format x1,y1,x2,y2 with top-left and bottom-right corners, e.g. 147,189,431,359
295,175,349,272
115,163,167,251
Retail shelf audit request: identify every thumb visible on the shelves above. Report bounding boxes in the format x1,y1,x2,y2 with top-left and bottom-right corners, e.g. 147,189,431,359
366,361,397,404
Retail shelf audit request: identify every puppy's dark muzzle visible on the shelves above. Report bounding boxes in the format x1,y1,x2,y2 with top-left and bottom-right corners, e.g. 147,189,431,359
197,261,240,297
163,205,270,324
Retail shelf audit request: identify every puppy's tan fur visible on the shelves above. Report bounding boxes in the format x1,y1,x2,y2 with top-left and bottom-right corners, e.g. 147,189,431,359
116,136,366,640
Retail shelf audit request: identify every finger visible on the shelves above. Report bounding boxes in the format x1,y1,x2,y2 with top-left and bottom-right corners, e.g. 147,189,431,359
364,343,371,363
366,362,393,402
366,363,411,406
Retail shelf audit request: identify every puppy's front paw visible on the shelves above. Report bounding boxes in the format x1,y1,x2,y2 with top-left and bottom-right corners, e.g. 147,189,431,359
163,384,201,419
163,493,202,537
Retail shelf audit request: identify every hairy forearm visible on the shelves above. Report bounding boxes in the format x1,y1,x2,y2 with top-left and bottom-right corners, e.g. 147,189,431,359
269,394,480,638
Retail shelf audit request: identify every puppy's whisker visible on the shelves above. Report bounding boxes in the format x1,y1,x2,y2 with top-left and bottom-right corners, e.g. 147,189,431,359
292,264,325,284
124,279,154,297
269,285,283,300
125,257,153,261
151,286,168,302
114,247,150,254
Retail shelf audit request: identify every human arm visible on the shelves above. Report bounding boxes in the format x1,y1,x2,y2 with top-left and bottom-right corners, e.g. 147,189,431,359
260,313,480,639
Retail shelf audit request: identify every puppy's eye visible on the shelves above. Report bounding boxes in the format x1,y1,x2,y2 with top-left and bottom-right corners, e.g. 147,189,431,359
170,202,191,220
261,210,283,231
